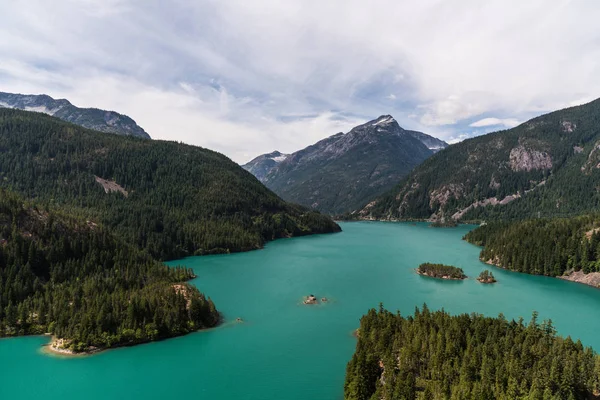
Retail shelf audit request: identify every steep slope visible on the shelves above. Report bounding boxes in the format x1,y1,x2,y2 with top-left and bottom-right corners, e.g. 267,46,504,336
358,98,600,222
0,188,219,352
243,151,289,181
0,108,340,260
243,116,446,214
0,91,150,138
405,129,448,152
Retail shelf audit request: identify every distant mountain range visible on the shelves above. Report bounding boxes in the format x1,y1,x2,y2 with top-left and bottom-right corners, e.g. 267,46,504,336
0,92,150,139
243,151,289,181
357,98,600,222
243,115,448,214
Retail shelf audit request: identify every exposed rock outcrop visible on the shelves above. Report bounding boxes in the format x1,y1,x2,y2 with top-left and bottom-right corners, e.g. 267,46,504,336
95,176,128,197
451,193,521,220
581,140,600,173
509,146,552,172
559,270,600,288
303,294,318,305
561,121,576,133
429,184,464,208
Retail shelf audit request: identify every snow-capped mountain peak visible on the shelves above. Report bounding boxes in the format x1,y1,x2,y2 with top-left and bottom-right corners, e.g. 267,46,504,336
372,115,396,126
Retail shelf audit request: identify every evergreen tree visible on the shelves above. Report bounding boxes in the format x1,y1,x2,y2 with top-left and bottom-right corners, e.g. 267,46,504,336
344,306,600,400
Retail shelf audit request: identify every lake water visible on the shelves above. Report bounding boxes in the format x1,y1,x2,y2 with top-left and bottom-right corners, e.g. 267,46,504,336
2,222,600,400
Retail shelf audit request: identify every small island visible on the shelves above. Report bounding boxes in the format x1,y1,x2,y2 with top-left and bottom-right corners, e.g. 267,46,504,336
477,270,497,284
417,263,467,280
304,294,319,304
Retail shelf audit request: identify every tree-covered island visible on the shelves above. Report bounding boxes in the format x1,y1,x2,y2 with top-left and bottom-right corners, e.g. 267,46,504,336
477,270,497,284
417,263,467,280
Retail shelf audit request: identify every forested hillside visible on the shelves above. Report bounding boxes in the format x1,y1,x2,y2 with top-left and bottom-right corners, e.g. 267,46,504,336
357,98,600,222
0,188,219,351
345,306,600,400
464,215,600,277
0,109,340,260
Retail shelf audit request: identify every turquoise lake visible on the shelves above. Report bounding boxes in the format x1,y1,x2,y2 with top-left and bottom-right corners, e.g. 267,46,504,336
2,221,600,399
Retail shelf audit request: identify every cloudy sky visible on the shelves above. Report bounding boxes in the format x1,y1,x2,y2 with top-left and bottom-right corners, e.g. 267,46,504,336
1,0,599,163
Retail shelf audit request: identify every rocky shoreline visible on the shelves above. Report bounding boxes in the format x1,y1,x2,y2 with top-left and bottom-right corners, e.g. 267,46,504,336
416,270,466,280
559,270,600,289
483,259,600,289
44,337,102,357
42,315,225,357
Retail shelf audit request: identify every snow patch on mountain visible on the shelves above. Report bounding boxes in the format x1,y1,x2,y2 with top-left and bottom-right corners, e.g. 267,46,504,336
372,116,395,126
24,105,56,115
272,154,288,162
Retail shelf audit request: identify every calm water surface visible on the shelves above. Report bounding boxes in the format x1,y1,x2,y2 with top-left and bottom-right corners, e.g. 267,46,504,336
2,222,600,400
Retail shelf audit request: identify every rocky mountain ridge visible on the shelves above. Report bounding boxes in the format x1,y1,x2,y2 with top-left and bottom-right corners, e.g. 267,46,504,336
243,115,447,214
0,91,150,139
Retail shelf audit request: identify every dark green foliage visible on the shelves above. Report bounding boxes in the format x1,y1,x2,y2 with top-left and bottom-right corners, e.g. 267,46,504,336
417,263,466,279
430,219,458,228
464,215,600,276
477,270,496,283
360,98,600,221
0,188,219,351
0,109,340,261
345,306,600,400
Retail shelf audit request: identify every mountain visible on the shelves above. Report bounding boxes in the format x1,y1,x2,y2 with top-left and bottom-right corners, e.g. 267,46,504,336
242,115,447,214
357,98,600,222
0,108,340,261
243,150,289,181
0,91,150,139
405,129,448,152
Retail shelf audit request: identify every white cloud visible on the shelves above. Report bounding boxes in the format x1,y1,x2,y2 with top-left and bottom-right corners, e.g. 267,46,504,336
0,62,361,162
470,117,520,128
419,95,487,126
447,133,474,145
1,0,599,161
